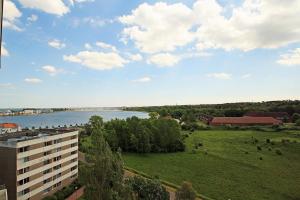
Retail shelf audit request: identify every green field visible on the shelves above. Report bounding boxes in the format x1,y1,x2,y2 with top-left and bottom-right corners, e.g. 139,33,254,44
123,130,300,200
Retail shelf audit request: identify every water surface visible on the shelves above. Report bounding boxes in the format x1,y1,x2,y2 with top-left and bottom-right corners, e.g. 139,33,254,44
0,110,148,128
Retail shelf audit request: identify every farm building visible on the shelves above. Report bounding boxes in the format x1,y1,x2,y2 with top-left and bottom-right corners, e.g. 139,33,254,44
244,112,290,122
210,116,282,126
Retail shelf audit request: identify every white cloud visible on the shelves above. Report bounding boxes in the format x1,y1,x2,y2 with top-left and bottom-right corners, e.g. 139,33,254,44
3,0,22,31
48,39,66,49
27,14,38,22
207,73,232,80
63,51,127,70
119,2,195,53
95,42,118,52
120,0,300,53
147,53,180,67
18,0,69,16
42,65,63,76
277,48,300,66
24,78,42,83
69,0,94,5
1,45,9,56
84,43,92,50
195,0,300,51
241,74,252,79
128,53,143,62
132,77,151,83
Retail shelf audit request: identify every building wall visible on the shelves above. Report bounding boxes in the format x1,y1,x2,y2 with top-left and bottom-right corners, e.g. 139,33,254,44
0,131,78,200
0,147,17,200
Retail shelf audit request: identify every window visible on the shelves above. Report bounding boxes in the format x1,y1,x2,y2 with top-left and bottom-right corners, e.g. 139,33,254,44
43,169,51,174
53,156,62,162
43,178,52,184
54,147,62,152
53,173,61,180
44,159,51,165
53,164,61,170
19,167,30,174
23,157,30,162
44,151,52,156
71,150,77,155
53,181,62,188
71,158,77,163
71,142,77,147
19,188,30,196
19,177,29,185
19,146,29,153
53,139,62,144
44,141,52,146
71,165,77,171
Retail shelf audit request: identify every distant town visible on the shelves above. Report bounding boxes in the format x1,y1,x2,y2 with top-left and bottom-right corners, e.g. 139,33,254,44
0,108,70,116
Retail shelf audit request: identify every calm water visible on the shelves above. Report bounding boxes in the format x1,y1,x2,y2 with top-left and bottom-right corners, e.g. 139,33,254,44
0,111,148,128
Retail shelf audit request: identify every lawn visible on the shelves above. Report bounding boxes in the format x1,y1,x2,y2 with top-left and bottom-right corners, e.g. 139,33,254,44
123,130,300,200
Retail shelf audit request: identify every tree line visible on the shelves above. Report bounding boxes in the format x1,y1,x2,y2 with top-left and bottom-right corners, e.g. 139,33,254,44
84,116,185,153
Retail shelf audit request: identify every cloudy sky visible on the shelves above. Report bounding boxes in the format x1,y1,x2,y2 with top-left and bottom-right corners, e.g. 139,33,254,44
0,0,300,108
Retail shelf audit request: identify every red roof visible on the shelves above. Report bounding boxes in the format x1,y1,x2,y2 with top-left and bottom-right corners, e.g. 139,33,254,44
210,116,281,125
0,123,19,128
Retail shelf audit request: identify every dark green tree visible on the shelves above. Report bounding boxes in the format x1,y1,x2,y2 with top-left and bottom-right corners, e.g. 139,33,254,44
125,176,169,200
80,116,128,200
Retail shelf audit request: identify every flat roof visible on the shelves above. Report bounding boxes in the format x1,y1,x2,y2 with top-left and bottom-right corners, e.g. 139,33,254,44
0,128,79,143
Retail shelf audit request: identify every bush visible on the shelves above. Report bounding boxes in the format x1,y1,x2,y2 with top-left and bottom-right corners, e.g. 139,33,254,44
257,146,262,151
259,157,263,160
266,139,271,143
275,149,282,155
125,176,169,200
175,181,196,200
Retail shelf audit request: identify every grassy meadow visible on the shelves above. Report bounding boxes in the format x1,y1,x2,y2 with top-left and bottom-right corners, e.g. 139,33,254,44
123,130,300,200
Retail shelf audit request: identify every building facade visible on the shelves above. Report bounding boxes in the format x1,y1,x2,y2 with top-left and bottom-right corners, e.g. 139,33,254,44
0,129,79,200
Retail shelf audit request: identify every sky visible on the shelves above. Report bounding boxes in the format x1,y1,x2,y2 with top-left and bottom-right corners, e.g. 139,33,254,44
0,0,300,108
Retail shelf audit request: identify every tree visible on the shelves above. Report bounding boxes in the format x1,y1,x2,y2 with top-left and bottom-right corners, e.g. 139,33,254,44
80,116,128,200
292,113,300,123
149,112,159,120
175,182,196,200
296,119,300,126
125,176,169,200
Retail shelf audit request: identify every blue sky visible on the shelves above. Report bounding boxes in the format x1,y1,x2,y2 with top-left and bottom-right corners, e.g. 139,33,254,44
0,0,300,108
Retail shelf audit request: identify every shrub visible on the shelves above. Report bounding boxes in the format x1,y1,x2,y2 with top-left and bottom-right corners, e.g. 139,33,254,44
257,146,262,151
245,151,249,154
125,176,169,200
275,149,282,155
268,148,272,151
271,141,275,145
259,157,263,160
191,149,197,154
175,181,196,200
266,139,271,143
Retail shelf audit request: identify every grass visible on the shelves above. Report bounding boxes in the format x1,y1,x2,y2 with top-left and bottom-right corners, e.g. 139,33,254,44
123,130,300,200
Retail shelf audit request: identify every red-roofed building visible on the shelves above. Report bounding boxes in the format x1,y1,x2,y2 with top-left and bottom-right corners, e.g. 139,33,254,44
0,123,21,134
210,116,282,126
